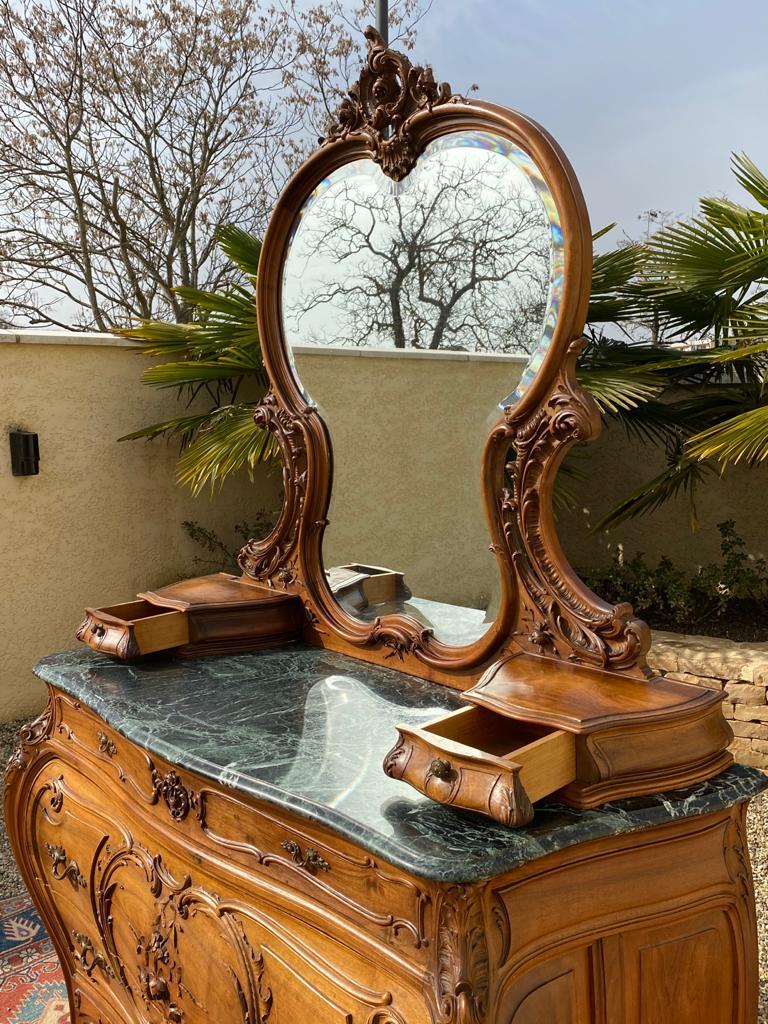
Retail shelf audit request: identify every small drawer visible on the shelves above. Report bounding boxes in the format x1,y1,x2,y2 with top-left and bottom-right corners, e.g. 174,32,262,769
77,600,189,660
383,706,576,827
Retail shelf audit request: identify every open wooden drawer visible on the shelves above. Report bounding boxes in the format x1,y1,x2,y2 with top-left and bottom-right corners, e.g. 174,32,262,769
77,600,189,660
383,705,576,827
76,573,305,660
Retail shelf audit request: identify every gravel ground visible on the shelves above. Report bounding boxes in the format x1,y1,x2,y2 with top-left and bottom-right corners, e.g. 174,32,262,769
0,718,25,897
0,715,765,1016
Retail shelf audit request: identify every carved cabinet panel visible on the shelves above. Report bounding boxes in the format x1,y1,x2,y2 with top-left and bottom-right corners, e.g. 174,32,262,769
497,910,743,1024
499,949,595,1024
619,911,736,1024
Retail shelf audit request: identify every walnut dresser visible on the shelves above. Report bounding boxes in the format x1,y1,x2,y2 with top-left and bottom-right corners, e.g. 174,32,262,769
6,645,767,1024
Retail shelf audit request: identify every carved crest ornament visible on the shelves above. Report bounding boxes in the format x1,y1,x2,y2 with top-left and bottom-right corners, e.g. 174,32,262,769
321,26,459,181
235,26,651,683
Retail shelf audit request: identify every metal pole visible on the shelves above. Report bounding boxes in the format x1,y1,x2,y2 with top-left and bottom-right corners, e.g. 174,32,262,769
376,0,388,45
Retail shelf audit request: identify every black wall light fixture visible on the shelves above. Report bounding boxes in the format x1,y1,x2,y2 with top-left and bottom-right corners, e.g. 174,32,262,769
10,429,40,476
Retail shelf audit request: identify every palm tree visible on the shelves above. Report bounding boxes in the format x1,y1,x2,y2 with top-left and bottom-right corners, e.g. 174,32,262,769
117,226,279,495
578,158,768,529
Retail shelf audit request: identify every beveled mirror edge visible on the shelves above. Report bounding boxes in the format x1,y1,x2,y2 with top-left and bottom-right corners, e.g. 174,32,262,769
237,28,651,687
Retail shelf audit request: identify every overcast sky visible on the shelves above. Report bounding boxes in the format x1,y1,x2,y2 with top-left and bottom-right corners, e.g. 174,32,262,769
414,0,768,245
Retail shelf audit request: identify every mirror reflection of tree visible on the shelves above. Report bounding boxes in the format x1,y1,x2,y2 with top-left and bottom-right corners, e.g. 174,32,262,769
284,151,552,354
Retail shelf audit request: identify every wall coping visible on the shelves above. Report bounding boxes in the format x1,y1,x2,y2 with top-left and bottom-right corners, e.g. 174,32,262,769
0,329,135,348
650,629,768,684
1,330,532,365
292,343,529,364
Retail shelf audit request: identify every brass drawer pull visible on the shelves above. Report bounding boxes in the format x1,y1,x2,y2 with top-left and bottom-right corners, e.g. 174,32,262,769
97,731,117,757
281,839,330,874
73,930,114,978
44,842,86,889
427,757,454,781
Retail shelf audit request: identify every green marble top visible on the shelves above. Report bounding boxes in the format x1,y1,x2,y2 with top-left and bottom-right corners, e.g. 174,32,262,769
35,644,768,883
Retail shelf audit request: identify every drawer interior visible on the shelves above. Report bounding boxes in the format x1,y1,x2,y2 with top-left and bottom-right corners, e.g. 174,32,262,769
423,705,555,759
98,599,178,623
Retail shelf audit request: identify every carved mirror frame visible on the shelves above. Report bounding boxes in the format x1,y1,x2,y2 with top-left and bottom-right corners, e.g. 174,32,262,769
238,28,649,686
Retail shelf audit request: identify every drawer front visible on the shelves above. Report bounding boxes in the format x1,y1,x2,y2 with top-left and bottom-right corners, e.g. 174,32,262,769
54,697,434,962
26,759,126,1018
194,785,432,955
55,694,161,808
22,742,432,1024
384,724,534,826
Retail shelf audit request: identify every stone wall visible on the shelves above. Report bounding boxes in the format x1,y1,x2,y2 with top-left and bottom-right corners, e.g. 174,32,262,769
650,630,768,770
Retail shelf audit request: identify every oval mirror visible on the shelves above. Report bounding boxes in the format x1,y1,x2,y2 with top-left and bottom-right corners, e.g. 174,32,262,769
280,129,564,647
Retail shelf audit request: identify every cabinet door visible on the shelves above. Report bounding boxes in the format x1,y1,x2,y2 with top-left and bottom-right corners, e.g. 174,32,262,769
499,947,597,1024
619,910,736,1024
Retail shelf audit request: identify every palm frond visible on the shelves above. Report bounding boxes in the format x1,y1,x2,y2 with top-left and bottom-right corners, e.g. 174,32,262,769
577,368,661,414
641,339,768,372
216,224,263,278
117,411,213,444
140,347,266,389
176,406,280,495
588,238,647,324
593,452,716,533
732,152,768,211
688,405,768,466
608,401,701,446
173,285,258,320
114,321,209,355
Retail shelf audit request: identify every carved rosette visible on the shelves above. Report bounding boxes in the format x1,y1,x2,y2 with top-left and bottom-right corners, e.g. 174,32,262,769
489,340,650,672
429,886,489,1024
238,391,310,589
322,27,461,181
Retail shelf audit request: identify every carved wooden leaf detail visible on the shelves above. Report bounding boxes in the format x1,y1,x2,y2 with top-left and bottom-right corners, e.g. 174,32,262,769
493,344,651,673
238,391,309,589
432,886,489,1024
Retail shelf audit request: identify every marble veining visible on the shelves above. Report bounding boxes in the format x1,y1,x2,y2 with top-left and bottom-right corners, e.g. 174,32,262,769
35,645,768,883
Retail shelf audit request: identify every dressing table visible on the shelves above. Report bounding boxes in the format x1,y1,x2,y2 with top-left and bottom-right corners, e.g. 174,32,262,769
5,28,767,1024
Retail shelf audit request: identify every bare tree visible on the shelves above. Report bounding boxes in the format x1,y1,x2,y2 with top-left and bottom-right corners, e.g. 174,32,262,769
283,148,553,354
0,0,426,329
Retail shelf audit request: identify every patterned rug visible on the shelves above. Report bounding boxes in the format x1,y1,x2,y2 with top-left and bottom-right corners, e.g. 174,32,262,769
0,892,69,1023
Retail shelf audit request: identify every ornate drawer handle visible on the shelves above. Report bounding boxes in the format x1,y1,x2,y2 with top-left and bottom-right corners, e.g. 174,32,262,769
44,843,86,889
152,768,198,821
281,839,330,874
72,930,114,978
428,757,454,781
90,623,106,638
97,731,117,757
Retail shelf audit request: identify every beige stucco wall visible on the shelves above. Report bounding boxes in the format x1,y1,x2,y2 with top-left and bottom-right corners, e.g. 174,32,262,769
556,423,768,572
0,332,281,722
290,347,768,609
293,347,526,610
